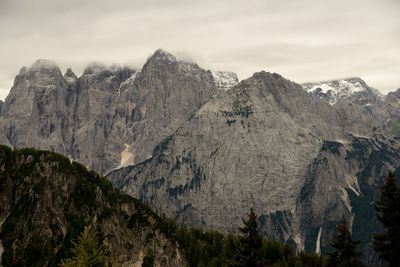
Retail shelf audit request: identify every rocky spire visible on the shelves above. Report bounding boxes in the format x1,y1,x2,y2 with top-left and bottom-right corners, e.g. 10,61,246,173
149,49,178,63
64,68,78,84
31,59,59,70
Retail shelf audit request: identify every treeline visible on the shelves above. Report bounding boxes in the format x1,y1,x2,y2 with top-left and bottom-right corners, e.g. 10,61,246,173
59,172,400,267
159,211,325,267
157,172,400,267
60,209,326,267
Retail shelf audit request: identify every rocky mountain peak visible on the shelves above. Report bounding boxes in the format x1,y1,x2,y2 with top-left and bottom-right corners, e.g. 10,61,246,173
149,49,178,63
82,62,109,75
30,59,60,71
302,77,381,105
386,88,400,102
250,71,303,96
18,66,28,75
140,49,180,72
10,59,64,90
26,59,62,80
64,67,78,84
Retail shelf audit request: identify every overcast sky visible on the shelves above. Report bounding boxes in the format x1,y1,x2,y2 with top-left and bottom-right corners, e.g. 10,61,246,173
0,0,399,100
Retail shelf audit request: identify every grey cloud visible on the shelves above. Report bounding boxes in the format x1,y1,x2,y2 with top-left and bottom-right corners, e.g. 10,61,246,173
0,0,399,100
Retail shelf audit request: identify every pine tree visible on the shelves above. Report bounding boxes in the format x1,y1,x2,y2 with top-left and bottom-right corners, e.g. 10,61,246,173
59,225,110,267
327,220,363,267
236,208,264,267
373,172,400,266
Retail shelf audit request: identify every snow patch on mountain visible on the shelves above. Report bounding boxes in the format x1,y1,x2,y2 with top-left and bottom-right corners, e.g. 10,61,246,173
211,70,239,91
302,78,381,105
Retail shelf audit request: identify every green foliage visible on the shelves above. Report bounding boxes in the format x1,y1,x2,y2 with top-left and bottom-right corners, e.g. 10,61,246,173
71,176,97,207
59,225,109,267
220,105,254,119
327,220,363,267
237,208,263,266
158,210,327,267
226,119,237,126
142,254,155,267
373,172,400,266
127,209,150,229
24,235,54,267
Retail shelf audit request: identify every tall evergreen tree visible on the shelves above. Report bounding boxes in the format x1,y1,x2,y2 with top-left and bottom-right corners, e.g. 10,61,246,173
373,172,400,266
327,220,363,267
236,208,264,267
59,225,109,267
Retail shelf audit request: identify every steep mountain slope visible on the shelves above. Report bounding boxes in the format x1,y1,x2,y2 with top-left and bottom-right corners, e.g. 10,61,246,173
0,145,185,266
107,71,381,245
0,60,74,154
383,88,400,137
296,134,400,263
0,50,219,174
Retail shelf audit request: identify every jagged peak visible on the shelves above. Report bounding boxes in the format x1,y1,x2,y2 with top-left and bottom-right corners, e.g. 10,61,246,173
250,71,297,87
147,49,177,64
83,62,128,76
343,77,365,83
251,71,287,81
302,77,366,86
83,62,108,75
30,59,60,71
64,68,76,77
64,68,78,83
385,88,400,100
301,76,382,105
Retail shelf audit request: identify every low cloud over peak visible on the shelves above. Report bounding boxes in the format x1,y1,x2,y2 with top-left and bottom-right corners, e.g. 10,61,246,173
0,0,399,100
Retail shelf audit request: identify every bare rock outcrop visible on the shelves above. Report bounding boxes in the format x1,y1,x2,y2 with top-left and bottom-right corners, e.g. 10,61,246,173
108,71,382,247
0,50,218,174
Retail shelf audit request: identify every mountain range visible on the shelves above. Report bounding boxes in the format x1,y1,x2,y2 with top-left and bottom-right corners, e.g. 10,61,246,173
1,49,399,264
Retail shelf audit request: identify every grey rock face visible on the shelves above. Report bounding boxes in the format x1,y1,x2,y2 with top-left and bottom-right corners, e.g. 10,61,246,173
386,88,400,100
302,78,400,138
64,67,77,84
116,49,218,168
107,71,381,246
296,134,400,264
0,59,72,152
0,50,218,174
